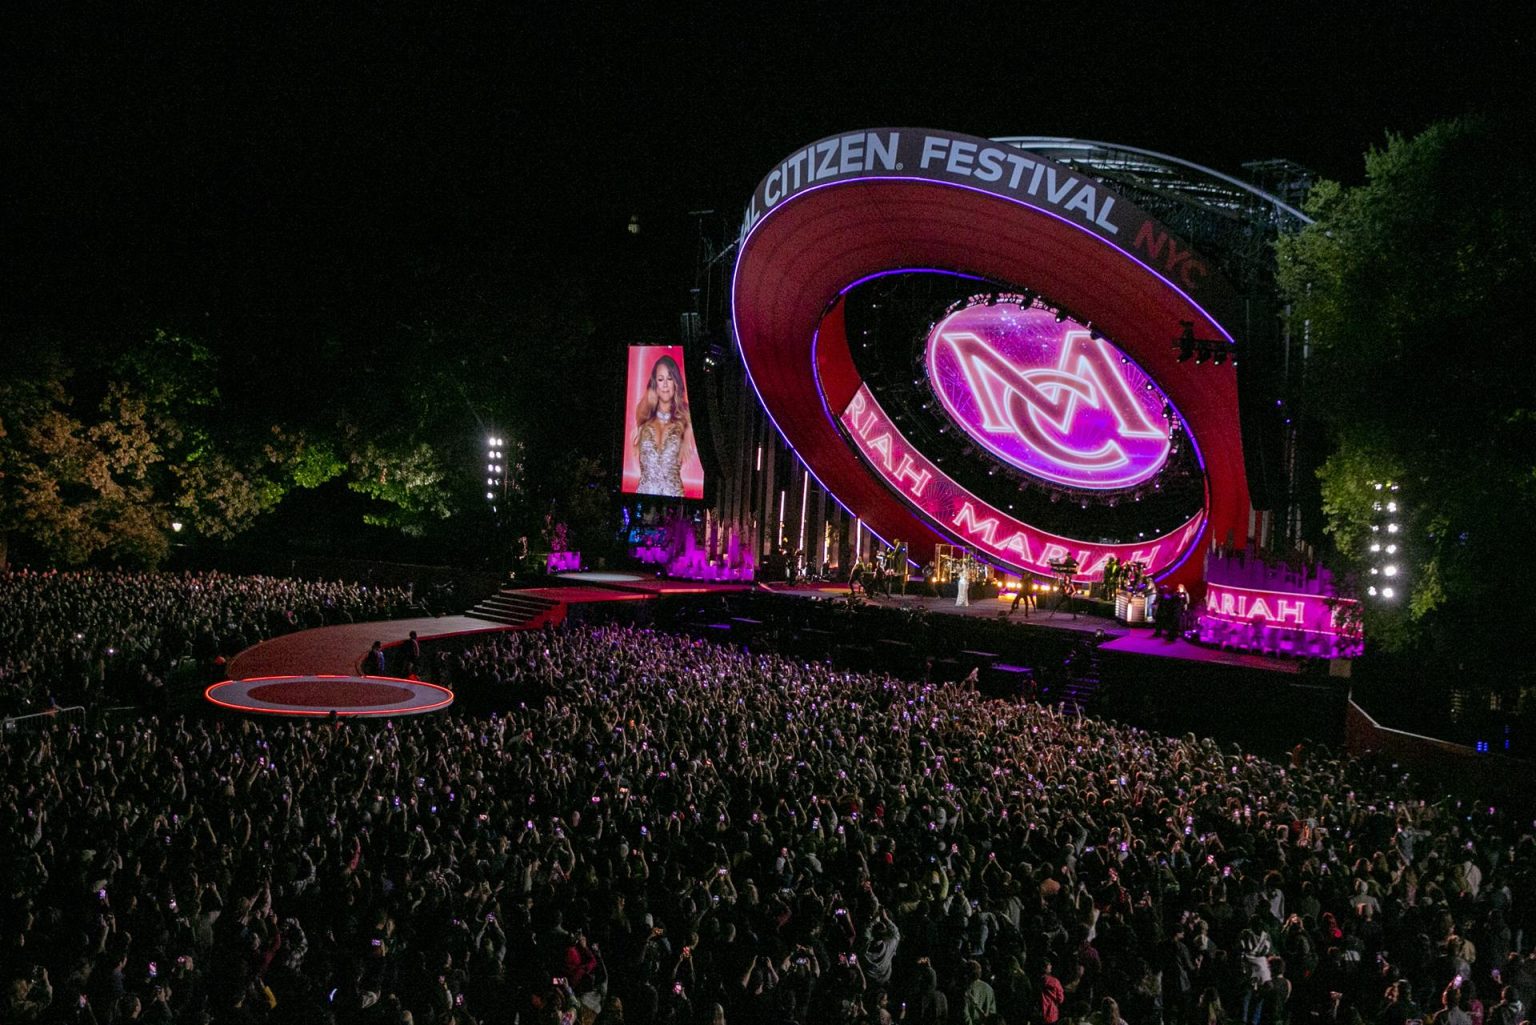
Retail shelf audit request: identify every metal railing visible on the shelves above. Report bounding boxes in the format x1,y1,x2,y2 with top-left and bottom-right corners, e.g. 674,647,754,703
2,705,86,735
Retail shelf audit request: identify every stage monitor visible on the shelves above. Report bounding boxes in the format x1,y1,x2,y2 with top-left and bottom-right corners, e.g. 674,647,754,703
621,345,704,499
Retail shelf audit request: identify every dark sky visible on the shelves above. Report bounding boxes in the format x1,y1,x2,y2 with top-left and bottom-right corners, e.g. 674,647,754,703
6,4,1527,342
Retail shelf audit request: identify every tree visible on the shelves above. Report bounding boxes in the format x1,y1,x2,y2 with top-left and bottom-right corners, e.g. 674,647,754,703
1277,116,1536,660
347,439,456,537
0,333,299,567
549,453,615,559
0,365,182,566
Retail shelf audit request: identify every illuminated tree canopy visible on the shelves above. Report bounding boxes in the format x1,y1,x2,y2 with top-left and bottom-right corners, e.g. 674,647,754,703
1278,117,1536,656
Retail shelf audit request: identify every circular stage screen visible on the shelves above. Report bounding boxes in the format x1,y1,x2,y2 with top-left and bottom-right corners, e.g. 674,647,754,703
926,301,1176,491
731,128,1253,587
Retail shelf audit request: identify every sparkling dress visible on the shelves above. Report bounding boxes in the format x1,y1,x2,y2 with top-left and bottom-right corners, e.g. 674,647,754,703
638,420,685,497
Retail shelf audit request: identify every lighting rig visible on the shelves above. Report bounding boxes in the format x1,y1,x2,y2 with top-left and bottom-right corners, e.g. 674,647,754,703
1174,321,1237,366
1365,481,1405,601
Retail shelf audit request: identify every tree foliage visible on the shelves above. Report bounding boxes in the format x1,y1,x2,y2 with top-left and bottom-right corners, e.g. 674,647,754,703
0,371,169,566
2,274,609,567
0,334,301,566
348,440,456,536
1277,117,1536,657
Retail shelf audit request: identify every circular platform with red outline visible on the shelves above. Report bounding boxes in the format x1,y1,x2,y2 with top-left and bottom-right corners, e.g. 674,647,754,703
205,675,454,717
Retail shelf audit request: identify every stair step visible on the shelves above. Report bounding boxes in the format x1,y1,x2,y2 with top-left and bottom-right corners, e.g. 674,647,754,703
464,588,563,628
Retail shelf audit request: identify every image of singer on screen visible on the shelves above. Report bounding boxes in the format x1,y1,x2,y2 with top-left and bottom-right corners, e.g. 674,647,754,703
632,354,696,497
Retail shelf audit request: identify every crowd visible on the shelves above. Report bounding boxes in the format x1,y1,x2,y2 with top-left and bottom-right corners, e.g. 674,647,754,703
0,570,416,716
3,620,1535,1025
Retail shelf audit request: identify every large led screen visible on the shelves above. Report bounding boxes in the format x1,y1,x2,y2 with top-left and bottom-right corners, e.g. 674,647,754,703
621,345,704,499
926,303,1176,490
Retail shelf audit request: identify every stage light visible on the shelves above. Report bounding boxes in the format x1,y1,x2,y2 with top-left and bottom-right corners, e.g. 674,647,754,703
1055,309,1067,323
1212,348,1228,366
1369,543,1381,552
1385,544,1397,554
1367,585,1378,596
1383,565,1397,576
1176,321,1196,362
1387,523,1399,533
1381,587,1396,598
1386,502,1397,512
486,491,495,500
171,521,183,533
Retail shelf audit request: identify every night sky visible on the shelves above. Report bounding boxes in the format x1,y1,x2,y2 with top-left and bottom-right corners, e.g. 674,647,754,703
7,5,1526,351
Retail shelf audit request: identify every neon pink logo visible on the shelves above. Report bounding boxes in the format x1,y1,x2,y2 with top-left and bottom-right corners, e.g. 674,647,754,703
926,304,1174,489
1198,583,1363,658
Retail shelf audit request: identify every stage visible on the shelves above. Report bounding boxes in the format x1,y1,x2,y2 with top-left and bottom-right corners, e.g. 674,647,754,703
1097,630,1300,674
555,571,756,597
214,575,1306,721
226,615,519,679
762,584,1125,637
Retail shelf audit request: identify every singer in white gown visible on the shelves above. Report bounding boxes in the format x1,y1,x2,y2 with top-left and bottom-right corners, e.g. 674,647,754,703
955,565,970,607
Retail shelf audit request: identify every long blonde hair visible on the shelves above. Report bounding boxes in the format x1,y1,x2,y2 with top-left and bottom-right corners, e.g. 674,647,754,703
634,354,689,445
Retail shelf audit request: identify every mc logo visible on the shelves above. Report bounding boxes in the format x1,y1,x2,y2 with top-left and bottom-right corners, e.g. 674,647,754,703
926,305,1174,490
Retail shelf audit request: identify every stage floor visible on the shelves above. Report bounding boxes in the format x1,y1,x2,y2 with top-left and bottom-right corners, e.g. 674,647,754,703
217,577,1301,719
226,615,515,679
1097,631,1300,674
557,572,756,597
764,586,1127,637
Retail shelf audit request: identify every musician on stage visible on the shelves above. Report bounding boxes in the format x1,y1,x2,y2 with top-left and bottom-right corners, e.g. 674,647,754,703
1010,581,1035,617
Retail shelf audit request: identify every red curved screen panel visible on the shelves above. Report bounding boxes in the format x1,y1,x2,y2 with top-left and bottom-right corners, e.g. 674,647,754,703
732,129,1250,588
